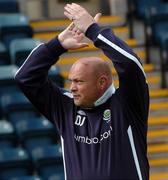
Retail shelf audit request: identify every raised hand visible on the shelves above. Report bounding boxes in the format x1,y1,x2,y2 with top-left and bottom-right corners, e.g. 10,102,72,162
64,3,101,33
58,22,88,50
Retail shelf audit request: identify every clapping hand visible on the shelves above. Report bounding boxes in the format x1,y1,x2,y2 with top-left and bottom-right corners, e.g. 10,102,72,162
58,3,101,50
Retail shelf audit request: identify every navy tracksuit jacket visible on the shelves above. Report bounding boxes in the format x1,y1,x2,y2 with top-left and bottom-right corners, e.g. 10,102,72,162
15,23,150,180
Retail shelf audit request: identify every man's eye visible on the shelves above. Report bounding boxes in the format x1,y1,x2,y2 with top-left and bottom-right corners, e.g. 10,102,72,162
77,80,84,84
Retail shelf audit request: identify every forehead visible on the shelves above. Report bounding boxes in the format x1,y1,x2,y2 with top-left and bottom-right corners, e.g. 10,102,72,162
69,62,92,79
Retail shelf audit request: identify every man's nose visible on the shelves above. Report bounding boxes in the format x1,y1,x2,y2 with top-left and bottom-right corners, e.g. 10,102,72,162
70,82,77,92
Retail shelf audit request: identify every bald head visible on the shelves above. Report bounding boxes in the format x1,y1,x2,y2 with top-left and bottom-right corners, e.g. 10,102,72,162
68,57,112,108
70,57,112,85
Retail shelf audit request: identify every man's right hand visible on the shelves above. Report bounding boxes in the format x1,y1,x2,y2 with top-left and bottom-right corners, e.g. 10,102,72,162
64,3,101,33
58,4,101,50
58,22,88,50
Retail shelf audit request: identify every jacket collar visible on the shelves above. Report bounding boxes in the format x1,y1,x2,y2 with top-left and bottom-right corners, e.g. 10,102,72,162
94,83,115,107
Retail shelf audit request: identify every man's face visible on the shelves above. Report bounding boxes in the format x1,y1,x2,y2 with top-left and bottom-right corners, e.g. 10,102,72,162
68,63,101,108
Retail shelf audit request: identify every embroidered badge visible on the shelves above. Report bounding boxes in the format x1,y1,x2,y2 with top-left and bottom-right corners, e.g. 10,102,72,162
103,109,111,123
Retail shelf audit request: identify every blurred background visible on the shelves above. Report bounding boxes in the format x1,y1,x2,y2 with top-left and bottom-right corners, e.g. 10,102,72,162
0,0,168,179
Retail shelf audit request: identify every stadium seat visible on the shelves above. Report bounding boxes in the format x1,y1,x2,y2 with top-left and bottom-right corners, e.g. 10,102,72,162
160,38,168,88
0,147,33,179
0,41,9,65
14,117,59,151
148,3,168,44
31,145,64,179
0,65,18,94
0,0,19,13
0,14,33,48
10,175,42,180
128,0,162,19
144,2,168,63
48,174,65,180
0,119,16,148
0,65,19,118
9,38,42,66
0,91,40,122
49,66,65,87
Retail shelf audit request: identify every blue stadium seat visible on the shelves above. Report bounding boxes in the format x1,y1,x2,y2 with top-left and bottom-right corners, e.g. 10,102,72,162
48,173,65,180
0,65,18,94
144,2,168,63
14,117,59,151
31,145,64,179
10,175,42,180
160,37,168,88
148,3,168,45
9,38,42,66
0,41,9,65
0,14,33,48
0,65,19,118
9,39,64,87
49,66,65,87
129,0,162,19
0,120,16,148
0,147,33,179
0,0,19,13
0,91,40,122
127,0,163,40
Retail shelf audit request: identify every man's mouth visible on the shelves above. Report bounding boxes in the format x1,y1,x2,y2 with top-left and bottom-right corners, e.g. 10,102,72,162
73,94,80,99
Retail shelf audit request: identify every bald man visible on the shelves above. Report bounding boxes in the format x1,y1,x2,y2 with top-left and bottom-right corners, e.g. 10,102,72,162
15,3,149,180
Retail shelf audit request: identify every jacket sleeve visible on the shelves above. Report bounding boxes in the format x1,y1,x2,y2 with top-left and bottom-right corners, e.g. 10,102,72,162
14,37,70,134
86,23,149,121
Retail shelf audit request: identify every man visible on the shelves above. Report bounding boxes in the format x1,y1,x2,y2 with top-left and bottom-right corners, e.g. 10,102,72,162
15,3,149,180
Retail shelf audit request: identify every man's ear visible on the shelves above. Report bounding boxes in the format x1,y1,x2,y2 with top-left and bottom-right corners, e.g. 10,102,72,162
98,75,108,90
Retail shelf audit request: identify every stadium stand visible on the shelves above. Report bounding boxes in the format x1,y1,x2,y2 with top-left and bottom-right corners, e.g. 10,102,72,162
14,117,59,152
10,175,42,180
9,38,41,66
0,14,33,48
0,65,19,118
0,147,33,179
0,41,9,65
160,38,168,88
0,92,40,123
127,0,168,87
0,0,19,14
31,145,64,179
0,120,17,149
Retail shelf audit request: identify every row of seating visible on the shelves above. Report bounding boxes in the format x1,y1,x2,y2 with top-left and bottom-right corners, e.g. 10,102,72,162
0,13,35,65
127,0,168,88
0,144,64,179
0,65,65,179
0,0,19,14
0,65,64,115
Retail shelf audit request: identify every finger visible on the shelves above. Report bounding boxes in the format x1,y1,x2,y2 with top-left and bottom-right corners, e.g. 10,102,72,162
73,26,79,33
64,6,74,17
65,4,78,14
71,3,82,10
74,34,85,43
71,3,86,12
94,13,102,23
67,22,75,31
76,29,83,35
64,11,73,21
77,43,89,49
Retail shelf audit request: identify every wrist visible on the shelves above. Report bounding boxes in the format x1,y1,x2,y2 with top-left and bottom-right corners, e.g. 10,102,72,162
58,34,64,47
83,20,95,33
46,37,67,57
85,23,101,41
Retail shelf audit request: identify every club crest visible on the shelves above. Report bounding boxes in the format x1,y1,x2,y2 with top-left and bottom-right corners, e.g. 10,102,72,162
103,109,111,123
